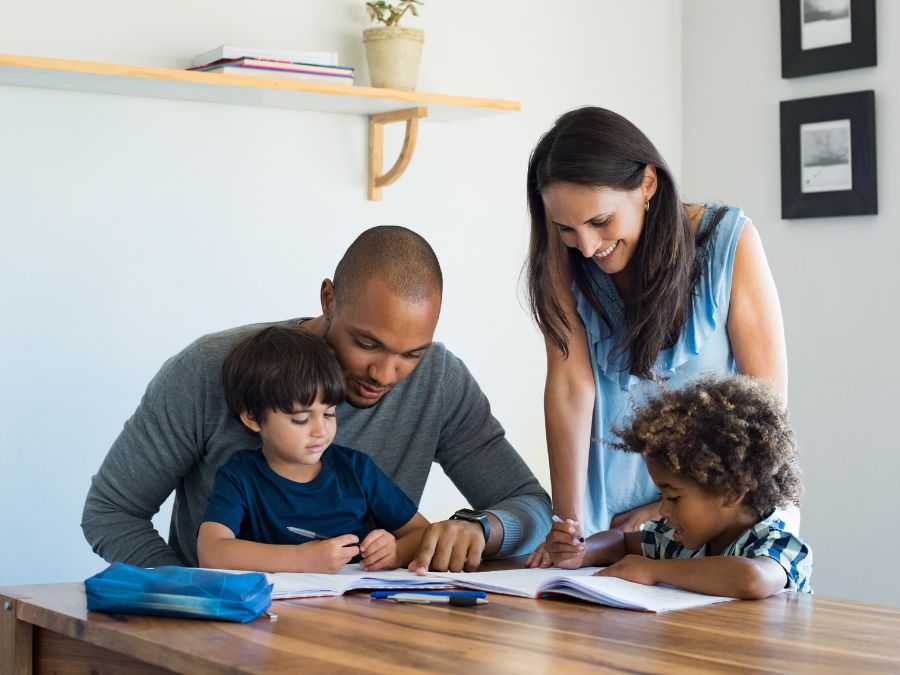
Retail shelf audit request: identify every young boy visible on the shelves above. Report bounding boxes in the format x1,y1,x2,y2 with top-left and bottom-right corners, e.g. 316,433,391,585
545,373,812,598
197,326,429,574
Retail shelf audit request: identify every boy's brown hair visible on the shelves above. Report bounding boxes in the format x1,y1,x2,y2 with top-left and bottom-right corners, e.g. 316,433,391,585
222,326,346,425
615,373,802,518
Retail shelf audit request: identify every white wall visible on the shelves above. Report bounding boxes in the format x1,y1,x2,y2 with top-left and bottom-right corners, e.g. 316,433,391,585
683,1,899,607
0,0,683,585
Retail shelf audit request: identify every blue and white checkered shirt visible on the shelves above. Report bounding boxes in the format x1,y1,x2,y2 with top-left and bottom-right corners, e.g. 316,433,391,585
640,511,813,593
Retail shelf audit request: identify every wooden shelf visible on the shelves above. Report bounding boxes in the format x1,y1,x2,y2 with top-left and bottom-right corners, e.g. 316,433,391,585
0,53,521,199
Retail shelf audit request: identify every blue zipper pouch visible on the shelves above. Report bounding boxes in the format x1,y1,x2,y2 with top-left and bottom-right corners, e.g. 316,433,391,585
85,563,273,623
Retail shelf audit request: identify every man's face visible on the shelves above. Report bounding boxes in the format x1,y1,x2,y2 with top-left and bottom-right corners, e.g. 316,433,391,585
323,277,440,408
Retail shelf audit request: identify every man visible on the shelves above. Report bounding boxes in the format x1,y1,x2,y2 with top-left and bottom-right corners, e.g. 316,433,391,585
82,226,551,572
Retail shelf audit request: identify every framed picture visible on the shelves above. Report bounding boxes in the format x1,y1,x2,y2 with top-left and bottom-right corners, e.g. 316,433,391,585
780,0,876,78
780,90,876,219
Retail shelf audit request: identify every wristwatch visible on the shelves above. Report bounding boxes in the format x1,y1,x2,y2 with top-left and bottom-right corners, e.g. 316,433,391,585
449,508,491,542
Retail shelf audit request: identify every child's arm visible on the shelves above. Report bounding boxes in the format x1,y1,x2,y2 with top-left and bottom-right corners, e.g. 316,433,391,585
197,522,360,573
595,554,788,599
359,513,430,572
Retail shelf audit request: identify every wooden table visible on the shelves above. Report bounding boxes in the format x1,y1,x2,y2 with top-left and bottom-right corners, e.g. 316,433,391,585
2,579,899,674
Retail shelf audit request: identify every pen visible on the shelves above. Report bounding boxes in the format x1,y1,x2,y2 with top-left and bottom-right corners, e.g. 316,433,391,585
552,515,585,543
370,590,487,600
387,593,488,606
286,526,329,540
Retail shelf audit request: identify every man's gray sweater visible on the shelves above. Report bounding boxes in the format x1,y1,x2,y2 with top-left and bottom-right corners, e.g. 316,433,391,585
82,319,551,566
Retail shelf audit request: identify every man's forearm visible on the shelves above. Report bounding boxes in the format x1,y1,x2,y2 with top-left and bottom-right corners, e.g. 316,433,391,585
485,492,552,558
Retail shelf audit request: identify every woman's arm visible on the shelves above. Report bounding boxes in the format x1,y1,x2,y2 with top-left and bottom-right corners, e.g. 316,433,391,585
543,254,596,523
197,522,360,573
728,221,788,401
596,554,788,599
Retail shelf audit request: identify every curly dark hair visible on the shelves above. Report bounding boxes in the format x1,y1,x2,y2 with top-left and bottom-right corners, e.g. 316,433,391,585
614,373,802,518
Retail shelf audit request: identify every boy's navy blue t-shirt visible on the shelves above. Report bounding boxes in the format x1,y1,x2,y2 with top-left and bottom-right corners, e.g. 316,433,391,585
201,444,418,548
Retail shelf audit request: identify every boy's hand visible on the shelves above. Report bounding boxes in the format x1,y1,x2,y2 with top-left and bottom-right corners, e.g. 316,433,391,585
298,534,360,573
594,554,658,586
359,529,397,571
546,518,586,569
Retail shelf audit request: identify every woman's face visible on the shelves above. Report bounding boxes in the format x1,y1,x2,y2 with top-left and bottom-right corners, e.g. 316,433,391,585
541,170,656,279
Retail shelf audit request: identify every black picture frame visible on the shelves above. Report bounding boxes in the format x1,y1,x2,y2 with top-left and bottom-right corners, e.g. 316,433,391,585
780,90,876,219
780,0,876,78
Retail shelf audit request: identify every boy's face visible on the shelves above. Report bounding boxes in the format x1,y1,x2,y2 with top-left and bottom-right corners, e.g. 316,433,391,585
646,458,744,552
242,400,337,477
322,277,440,408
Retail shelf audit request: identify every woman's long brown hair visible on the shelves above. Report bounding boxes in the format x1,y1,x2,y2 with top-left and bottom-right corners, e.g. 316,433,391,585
526,107,721,379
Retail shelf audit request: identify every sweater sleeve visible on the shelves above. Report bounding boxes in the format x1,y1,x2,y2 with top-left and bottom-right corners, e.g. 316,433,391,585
434,351,551,558
81,345,208,567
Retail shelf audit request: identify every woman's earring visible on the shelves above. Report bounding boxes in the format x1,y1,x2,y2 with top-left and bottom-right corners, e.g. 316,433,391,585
644,198,650,212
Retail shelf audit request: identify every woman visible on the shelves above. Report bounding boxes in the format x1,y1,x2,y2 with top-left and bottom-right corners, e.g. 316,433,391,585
523,107,788,564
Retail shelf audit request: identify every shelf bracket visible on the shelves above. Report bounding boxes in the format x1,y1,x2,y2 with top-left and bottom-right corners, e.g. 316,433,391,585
368,107,428,201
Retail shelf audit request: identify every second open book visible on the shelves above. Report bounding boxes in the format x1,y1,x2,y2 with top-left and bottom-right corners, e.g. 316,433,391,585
240,565,733,612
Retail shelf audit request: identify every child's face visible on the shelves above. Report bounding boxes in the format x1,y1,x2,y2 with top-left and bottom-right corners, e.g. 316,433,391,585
646,458,743,551
251,399,337,471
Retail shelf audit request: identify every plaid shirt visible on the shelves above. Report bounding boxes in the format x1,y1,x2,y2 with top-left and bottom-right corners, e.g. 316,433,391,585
640,511,813,593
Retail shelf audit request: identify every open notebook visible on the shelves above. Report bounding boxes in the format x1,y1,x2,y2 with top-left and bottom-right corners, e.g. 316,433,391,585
227,565,733,612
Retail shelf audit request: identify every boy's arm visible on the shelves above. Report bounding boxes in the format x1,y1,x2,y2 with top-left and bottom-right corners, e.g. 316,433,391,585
197,522,360,574
597,554,788,599
582,530,642,566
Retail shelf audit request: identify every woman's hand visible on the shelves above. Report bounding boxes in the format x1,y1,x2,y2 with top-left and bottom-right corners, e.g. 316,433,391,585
545,518,586,569
609,501,661,532
524,542,552,568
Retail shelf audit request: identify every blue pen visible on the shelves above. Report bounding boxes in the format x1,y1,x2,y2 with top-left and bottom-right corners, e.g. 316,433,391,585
370,590,487,600
286,526,328,540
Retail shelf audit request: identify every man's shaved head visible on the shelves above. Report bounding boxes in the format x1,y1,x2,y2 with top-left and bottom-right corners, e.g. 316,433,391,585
333,226,443,306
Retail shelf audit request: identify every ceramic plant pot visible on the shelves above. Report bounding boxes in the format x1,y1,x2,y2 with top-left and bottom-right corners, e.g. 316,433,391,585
363,26,424,90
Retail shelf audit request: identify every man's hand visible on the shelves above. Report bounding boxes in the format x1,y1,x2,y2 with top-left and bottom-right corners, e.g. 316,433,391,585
594,554,658,586
609,500,661,532
297,535,360,573
407,520,485,575
359,529,397,571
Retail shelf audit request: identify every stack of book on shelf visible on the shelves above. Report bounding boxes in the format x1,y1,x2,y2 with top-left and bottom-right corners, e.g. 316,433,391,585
189,45,354,86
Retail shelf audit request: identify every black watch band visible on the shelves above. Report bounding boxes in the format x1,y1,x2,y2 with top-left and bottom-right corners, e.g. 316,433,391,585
450,508,491,542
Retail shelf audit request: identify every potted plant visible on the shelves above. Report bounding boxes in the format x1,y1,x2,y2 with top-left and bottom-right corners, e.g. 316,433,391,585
363,0,424,90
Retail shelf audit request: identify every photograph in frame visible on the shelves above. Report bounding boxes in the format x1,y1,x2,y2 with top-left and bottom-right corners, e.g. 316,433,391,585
780,90,876,219
781,0,876,78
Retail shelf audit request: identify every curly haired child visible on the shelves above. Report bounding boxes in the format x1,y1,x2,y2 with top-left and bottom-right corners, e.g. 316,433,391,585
545,373,812,598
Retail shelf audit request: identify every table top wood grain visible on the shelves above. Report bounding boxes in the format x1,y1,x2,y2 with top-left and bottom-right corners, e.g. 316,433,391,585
3,579,900,674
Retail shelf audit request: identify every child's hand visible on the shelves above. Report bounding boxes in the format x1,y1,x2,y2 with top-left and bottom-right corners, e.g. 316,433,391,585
547,518,586,569
594,554,657,586
298,534,360,573
359,529,397,571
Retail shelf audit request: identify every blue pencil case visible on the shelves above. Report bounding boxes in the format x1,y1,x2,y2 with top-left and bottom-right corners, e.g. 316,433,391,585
85,563,273,623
